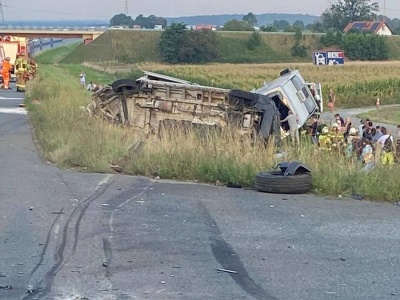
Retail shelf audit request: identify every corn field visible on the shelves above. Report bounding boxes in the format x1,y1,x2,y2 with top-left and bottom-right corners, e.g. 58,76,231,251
138,62,400,108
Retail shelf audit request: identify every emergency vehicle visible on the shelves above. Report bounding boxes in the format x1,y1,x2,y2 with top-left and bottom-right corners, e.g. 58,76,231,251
0,36,29,83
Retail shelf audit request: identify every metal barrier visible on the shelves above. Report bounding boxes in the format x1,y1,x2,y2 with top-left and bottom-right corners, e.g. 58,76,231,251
28,38,63,55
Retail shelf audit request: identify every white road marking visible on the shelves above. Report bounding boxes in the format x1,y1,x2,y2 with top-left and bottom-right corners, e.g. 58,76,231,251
54,224,60,235
0,108,27,115
0,97,24,100
96,174,114,190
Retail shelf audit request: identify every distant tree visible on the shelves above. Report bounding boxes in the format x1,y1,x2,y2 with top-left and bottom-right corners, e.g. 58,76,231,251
308,21,326,32
384,17,399,33
321,0,379,31
319,30,340,46
159,23,187,64
134,14,167,29
222,19,254,31
243,12,258,27
179,29,219,63
159,23,219,64
260,25,277,32
395,27,400,35
272,20,290,31
110,13,133,27
293,20,304,30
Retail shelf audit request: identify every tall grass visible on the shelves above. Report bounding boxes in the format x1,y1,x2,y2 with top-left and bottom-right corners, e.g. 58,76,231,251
26,65,400,202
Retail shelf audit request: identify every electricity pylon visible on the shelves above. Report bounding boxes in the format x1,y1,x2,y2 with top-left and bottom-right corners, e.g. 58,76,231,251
125,0,129,15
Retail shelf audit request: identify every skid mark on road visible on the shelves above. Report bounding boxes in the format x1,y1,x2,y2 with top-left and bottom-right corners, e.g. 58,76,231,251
24,175,114,299
198,200,277,300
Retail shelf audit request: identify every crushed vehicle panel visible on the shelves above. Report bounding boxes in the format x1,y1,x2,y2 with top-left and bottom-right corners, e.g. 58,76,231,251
88,70,319,141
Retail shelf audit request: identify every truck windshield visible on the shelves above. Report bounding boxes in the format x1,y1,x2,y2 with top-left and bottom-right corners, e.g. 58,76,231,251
291,76,316,114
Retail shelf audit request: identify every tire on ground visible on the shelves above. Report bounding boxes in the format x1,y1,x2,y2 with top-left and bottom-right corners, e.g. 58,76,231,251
255,171,313,194
112,79,138,93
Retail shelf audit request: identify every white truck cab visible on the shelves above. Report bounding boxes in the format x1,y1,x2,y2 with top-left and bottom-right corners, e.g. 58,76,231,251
252,69,319,130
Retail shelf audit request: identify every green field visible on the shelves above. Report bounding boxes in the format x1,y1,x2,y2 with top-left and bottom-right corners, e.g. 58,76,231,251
358,107,400,125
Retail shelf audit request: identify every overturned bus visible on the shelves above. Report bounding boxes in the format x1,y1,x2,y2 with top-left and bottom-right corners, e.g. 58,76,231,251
88,69,320,140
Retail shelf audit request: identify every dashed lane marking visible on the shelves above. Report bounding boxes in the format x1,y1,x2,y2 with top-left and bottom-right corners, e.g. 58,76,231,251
0,107,27,115
0,96,25,100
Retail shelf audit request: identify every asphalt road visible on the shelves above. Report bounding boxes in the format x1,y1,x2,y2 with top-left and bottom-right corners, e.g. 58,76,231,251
1,87,400,300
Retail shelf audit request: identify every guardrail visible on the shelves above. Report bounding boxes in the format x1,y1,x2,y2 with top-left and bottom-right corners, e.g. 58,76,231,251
28,38,63,55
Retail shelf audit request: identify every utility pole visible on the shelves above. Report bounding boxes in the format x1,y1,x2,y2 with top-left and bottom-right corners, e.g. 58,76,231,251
383,0,387,23
125,0,129,15
0,0,5,25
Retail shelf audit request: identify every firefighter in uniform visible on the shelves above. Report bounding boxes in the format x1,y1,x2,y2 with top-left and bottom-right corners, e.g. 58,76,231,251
328,123,345,153
1,57,12,90
318,126,332,150
15,52,28,92
28,59,38,78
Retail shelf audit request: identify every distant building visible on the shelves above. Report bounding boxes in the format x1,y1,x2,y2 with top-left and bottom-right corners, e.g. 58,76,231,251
343,21,393,36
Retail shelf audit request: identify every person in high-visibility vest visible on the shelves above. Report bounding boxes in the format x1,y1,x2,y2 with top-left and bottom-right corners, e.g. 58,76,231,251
15,52,28,91
1,57,12,90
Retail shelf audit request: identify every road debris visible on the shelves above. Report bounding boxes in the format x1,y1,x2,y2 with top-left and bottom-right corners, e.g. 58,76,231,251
217,268,238,274
351,193,364,201
0,285,13,290
51,211,64,215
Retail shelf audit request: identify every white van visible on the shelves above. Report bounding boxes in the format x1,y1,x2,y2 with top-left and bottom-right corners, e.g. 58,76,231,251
252,69,319,130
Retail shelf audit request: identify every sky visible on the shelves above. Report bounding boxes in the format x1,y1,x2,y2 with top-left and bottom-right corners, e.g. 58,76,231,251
3,0,399,21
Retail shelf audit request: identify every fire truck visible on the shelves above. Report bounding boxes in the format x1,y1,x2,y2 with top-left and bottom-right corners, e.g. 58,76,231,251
0,36,30,86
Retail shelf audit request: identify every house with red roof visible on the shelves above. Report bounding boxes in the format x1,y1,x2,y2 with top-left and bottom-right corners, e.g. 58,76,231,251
343,21,393,36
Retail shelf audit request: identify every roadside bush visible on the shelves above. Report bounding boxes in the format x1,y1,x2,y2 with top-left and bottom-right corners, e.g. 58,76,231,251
246,32,262,50
319,30,343,47
342,33,389,60
290,44,308,58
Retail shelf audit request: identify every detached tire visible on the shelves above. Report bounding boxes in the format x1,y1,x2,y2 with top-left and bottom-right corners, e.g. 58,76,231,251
112,79,138,93
255,171,312,194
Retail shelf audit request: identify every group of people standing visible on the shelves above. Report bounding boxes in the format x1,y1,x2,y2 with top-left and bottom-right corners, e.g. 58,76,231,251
311,114,399,171
79,71,102,92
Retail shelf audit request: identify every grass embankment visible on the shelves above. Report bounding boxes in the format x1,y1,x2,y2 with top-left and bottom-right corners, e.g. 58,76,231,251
358,107,400,125
34,43,80,64
58,31,400,64
26,65,400,202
